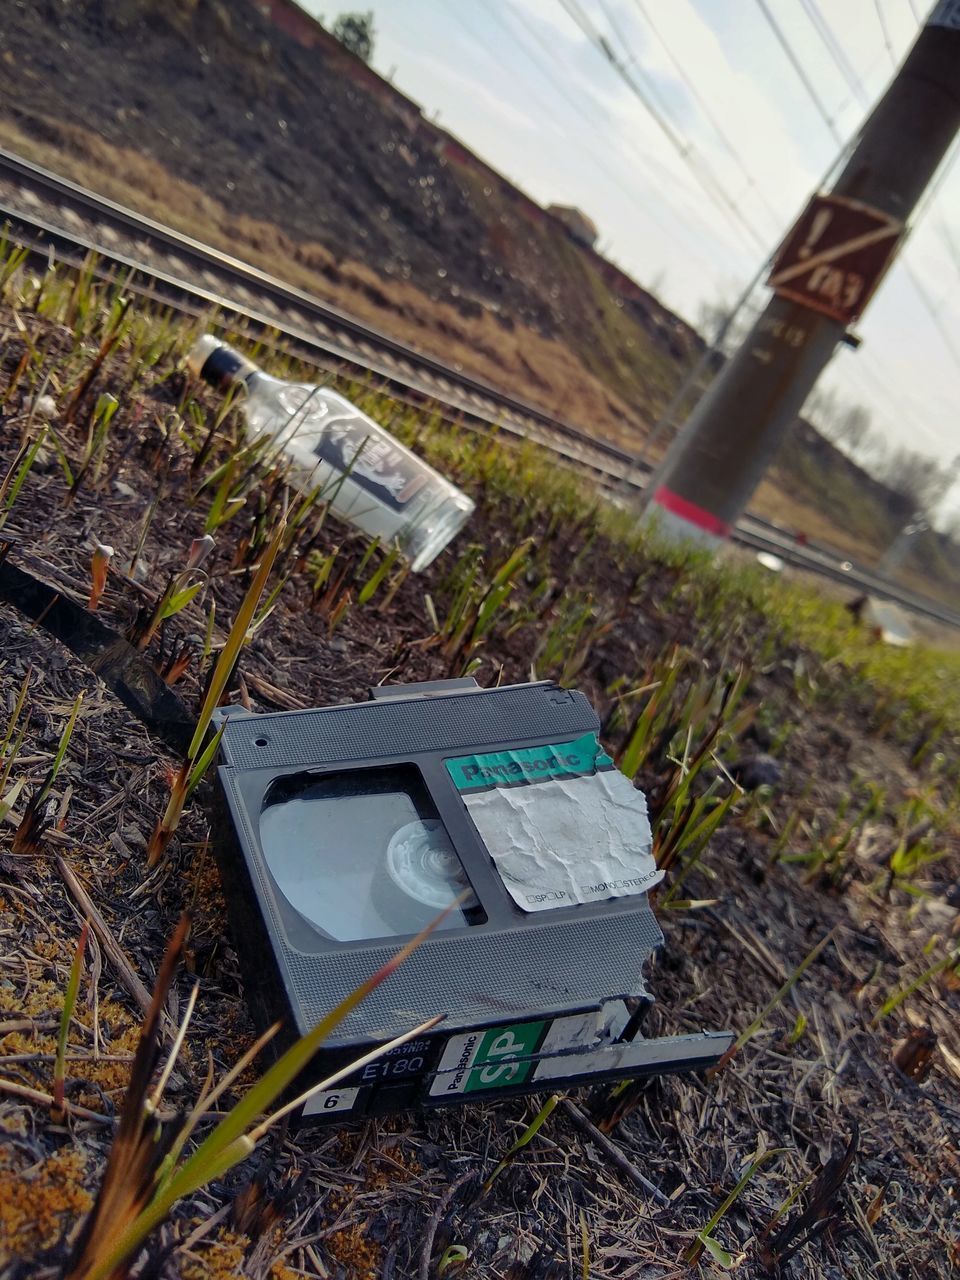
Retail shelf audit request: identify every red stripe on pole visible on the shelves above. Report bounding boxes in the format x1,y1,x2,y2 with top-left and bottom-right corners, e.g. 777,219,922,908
652,487,731,538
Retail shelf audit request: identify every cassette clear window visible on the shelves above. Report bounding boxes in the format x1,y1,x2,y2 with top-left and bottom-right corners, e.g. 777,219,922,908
259,766,483,942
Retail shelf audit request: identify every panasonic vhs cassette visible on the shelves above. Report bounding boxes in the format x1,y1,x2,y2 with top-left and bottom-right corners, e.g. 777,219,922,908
210,678,732,1121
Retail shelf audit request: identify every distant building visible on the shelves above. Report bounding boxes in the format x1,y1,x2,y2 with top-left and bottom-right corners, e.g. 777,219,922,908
547,204,599,248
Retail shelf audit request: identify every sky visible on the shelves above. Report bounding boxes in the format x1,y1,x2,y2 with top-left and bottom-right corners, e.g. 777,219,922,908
303,0,959,515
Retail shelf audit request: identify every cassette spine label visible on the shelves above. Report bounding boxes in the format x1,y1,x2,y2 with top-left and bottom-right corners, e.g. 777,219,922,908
445,733,613,792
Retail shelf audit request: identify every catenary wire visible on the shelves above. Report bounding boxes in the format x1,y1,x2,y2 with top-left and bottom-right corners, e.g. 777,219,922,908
556,0,772,255
873,0,899,67
471,0,725,273
619,0,956,462
755,0,960,375
628,0,787,230
800,0,874,103
753,0,845,145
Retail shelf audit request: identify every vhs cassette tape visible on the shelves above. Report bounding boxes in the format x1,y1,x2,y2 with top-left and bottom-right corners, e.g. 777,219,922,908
211,678,732,1120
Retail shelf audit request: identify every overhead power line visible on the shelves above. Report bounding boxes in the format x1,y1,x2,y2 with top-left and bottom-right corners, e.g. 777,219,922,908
756,0,960,376
628,0,786,230
799,0,960,292
754,0,845,145
937,212,960,276
476,1,722,274
596,0,679,126
901,260,960,371
442,1,722,404
556,0,771,255
518,0,960,398
873,0,898,68
800,0,870,106
642,13,959,547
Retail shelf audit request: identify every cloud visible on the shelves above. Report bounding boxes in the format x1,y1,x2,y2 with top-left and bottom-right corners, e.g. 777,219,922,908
413,48,541,135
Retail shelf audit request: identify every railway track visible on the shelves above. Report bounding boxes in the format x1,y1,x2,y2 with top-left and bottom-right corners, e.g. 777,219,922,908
1,145,957,631
0,148,627,482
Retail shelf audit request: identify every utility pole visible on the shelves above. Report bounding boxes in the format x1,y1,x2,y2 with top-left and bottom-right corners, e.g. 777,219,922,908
644,3,960,547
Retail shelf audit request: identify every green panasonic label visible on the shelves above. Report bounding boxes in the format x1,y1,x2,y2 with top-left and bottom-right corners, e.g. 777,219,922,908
430,1020,547,1096
446,732,614,793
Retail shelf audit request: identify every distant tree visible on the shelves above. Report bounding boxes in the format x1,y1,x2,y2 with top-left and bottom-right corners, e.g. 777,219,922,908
855,426,888,472
808,393,894,481
876,446,952,516
696,293,756,358
807,390,872,456
831,404,872,454
806,389,958,521
332,10,375,62
805,386,838,429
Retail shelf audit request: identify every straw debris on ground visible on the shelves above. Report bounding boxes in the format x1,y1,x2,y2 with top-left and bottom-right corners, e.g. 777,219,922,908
0,260,957,1279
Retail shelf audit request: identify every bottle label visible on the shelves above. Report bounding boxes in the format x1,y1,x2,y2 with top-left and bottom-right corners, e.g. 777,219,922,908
316,413,431,510
274,388,436,513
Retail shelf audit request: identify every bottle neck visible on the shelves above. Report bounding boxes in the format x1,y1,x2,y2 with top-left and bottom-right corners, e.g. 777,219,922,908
198,343,259,391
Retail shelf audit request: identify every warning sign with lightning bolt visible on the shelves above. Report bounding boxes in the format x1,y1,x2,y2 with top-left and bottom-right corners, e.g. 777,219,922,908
767,193,903,326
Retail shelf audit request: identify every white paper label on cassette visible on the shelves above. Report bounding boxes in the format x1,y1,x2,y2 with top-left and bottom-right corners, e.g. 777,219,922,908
446,734,661,913
539,1001,631,1054
301,1086,360,1116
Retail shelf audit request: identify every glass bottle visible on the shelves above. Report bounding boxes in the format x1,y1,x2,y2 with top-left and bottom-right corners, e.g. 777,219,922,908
188,335,474,571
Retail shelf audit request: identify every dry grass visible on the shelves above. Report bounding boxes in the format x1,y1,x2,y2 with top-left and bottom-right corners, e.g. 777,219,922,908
0,273,956,1278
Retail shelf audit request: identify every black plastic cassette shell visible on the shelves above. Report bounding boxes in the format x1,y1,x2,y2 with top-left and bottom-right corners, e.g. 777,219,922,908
211,680,733,1120
214,681,665,1044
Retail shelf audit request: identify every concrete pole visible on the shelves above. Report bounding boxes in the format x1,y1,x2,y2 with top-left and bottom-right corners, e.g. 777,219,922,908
644,5,960,547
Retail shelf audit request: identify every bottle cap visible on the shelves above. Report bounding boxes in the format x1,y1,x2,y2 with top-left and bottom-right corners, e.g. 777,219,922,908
187,335,257,388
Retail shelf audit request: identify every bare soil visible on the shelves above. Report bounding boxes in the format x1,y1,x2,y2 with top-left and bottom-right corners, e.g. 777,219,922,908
0,294,957,1279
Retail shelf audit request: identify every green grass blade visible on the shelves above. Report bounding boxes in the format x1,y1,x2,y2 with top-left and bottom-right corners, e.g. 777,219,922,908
53,922,88,1117
358,543,401,606
872,944,960,1025
188,519,286,762
0,665,31,761
160,580,205,619
80,906,455,1280
0,427,48,526
184,725,226,802
712,928,837,1072
685,1147,786,1265
157,901,458,1206
0,777,26,823
37,692,83,806
482,1093,561,1195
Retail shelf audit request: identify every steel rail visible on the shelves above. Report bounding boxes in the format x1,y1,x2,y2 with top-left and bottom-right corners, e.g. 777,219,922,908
0,147,629,464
